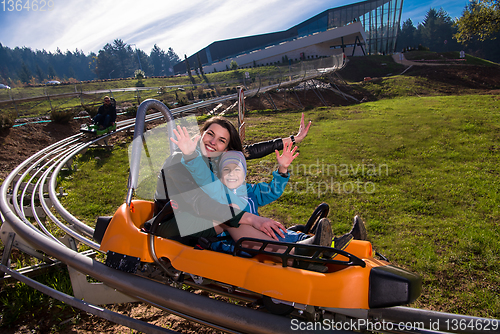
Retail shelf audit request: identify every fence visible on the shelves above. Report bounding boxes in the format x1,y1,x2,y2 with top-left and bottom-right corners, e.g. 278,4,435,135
0,54,345,121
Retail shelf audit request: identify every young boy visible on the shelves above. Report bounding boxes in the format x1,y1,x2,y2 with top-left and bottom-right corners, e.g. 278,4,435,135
183,147,295,216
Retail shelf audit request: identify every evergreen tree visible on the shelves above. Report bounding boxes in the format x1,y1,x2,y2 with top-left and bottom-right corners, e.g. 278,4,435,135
398,18,417,50
35,64,45,82
166,47,181,75
0,41,179,84
47,65,57,80
18,62,32,84
420,8,458,52
113,39,135,78
150,44,165,76
196,52,205,75
184,54,195,84
96,46,112,79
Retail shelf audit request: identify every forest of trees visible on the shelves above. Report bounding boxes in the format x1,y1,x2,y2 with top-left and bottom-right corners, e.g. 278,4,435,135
0,1,498,88
0,39,181,87
397,6,500,63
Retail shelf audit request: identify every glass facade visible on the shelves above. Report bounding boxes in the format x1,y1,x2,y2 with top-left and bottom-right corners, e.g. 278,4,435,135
358,0,404,54
296,0,404,55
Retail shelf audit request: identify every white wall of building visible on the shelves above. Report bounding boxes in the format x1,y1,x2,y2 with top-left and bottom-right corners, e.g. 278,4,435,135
203,22,367,73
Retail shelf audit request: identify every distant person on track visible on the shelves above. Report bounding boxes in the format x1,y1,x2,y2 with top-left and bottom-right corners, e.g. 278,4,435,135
93,96,116,129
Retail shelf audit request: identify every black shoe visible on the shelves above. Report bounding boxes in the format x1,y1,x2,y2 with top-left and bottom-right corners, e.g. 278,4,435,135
349,215,368,240
325,233,353,258
297,218,333,248
332,233,353,251
293,218,333,272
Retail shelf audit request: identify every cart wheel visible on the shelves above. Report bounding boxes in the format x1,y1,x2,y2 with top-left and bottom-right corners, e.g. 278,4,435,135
262,296,294,316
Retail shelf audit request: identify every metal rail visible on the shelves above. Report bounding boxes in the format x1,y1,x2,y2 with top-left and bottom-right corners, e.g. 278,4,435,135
0,58,346,332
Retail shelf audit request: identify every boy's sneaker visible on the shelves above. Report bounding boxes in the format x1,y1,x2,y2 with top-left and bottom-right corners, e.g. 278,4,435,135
294,218,334,273
325,233,353,259
314,218,334,247
349,215,368,240
332,233,353,251
296,218,333,248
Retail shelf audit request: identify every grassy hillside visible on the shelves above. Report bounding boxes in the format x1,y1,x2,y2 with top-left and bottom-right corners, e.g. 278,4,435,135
55,93,500,319
2,55,500,330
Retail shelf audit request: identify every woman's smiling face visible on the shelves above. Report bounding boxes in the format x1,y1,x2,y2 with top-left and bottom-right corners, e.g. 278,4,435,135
200,123,230,158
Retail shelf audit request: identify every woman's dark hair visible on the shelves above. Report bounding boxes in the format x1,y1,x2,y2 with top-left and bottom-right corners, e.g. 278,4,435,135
201,116,243,152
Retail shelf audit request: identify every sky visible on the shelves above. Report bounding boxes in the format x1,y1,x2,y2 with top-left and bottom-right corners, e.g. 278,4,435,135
0,0,469,57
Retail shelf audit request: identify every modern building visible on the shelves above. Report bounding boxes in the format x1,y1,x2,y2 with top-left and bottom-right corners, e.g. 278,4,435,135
174,0,403,74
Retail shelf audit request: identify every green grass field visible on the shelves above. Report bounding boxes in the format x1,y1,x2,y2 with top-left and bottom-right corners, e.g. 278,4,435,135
1,52,499,329
55,94,500,319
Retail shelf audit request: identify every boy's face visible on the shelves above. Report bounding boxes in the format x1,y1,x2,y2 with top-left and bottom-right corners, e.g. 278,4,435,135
220,163,245,189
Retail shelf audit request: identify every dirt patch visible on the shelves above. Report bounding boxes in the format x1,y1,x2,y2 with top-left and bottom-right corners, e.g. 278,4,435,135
405,65,500,91
0,119,86,181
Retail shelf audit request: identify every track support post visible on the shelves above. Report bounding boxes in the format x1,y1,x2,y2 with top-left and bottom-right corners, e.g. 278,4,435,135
0,232,15,278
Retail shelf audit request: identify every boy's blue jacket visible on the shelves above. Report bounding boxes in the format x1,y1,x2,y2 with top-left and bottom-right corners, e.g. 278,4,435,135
181,150,289,215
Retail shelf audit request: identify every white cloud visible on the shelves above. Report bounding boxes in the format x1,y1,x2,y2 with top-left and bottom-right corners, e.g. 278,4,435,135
2,0,341,55
1,0,465,56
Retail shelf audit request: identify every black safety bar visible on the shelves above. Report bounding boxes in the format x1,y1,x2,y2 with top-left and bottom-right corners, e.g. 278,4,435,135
234,237,366,268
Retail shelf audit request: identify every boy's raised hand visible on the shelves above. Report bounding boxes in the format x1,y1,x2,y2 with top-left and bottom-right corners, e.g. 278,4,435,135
170,125,200,156
275,141,299,174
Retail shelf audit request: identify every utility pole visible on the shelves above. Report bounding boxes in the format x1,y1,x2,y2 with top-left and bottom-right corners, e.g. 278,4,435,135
130,43,143,71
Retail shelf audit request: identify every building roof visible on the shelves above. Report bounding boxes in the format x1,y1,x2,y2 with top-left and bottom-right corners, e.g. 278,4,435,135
174,0,401,73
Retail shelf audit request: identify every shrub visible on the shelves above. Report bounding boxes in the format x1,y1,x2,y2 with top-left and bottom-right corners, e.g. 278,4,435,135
82,104,98,117
51,107,77,124
0,111,15,132
135,69,145,87
125,105,138,117
134,69,145,80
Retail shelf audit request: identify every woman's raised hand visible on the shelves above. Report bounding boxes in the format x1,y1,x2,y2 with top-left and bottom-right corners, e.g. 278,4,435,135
170,125,200,156
295,113,312,143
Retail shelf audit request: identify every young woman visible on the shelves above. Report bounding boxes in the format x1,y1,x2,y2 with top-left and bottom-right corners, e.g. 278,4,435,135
152,114,312,241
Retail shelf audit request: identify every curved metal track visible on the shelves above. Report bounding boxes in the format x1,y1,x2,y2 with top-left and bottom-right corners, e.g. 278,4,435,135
1,57,498,334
